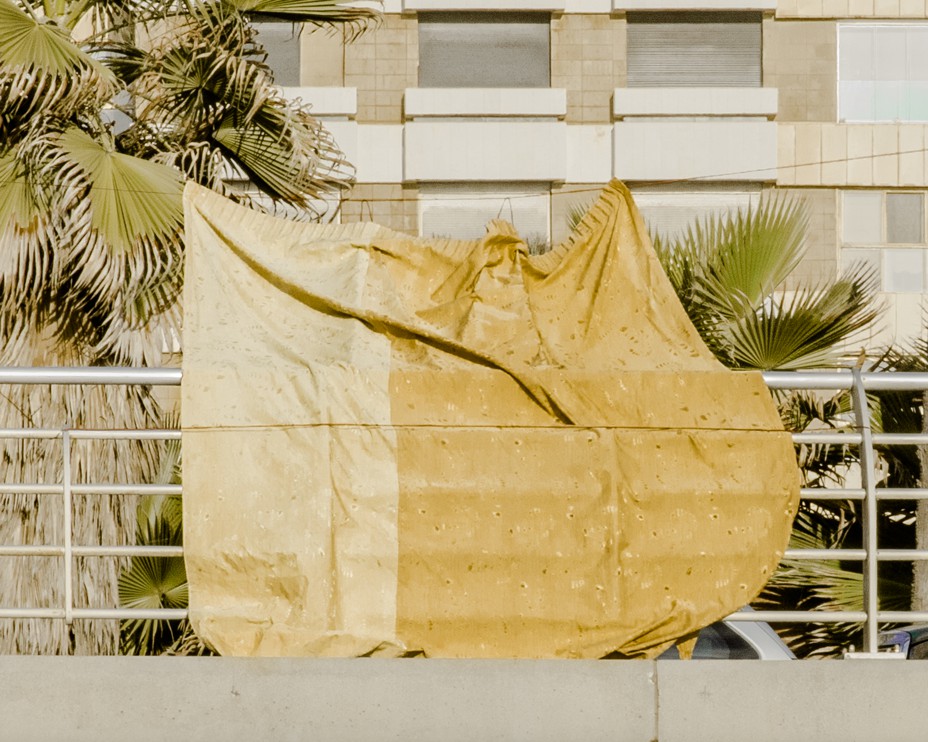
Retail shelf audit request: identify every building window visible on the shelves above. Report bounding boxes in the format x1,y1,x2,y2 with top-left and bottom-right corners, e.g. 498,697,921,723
626,12,762,88
630,184,762,244
838,24,928,122
417,12,550,88
418,183,549,248
841,191,927,293
253,22,302,87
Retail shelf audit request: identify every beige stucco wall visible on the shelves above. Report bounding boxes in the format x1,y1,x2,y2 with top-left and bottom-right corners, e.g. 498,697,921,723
551,14,626,124
764,20,837,123
299,26,345,87
345,16,418,123
775,187,840,288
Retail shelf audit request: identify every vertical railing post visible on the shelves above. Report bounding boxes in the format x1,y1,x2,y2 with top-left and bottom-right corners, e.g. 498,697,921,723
851,368,878,652
62,428,73,626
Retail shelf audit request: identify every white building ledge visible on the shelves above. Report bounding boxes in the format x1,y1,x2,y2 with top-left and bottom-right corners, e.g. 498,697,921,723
614,120,777,182
404,0,565,9
277,87,357,118
614,88,778,119
613,0,775,9
405,121,566,181
405,89,567,119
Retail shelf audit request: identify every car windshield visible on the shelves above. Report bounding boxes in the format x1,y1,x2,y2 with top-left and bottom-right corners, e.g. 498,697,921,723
659,622,760,660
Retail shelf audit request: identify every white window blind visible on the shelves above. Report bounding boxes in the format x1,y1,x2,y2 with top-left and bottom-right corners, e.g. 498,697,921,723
626,12,762,88
418,184,549,245
631,186,761,244
839,24,928,122
418,12,550,88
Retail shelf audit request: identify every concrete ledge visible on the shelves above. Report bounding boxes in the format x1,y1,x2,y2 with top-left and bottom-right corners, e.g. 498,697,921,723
404,0,566,10
614,88,778,119
614,0,776,9
405,88,567,119
1,657,655,742
405,121,567,181
5,657,928,742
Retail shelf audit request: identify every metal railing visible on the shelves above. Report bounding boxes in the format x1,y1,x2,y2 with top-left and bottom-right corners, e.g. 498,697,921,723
3,366,928,651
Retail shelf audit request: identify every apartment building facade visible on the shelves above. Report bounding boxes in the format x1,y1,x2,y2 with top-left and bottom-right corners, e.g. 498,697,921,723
257,0,928,347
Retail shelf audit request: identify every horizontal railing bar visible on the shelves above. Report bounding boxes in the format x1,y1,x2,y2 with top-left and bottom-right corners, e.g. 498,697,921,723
873,433,928,445
798,487,928,501
876,612,928,623
791,432,862,445
784,549,866,560
0,429,61,439
762,371,854,390
728,610,868,622
762,370,928,391
69,430,181,441
0,484,64,495
71,484,182,496
0,367,182,386
876,550,928,561
0,608,188,620
0,429,179,441
0,485,182,497
875,488,928,500
0,546,184,557
800,487,865,500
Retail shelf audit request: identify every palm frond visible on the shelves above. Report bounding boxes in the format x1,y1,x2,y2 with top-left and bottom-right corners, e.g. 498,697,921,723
53,126,184,253
723,271,880,370
232,0,380,37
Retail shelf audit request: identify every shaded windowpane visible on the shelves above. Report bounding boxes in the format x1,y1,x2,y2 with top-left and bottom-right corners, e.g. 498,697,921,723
632,188,760,243
418,13,549,88
627,12,761,88
419,184,549,242
843,192,883,244
841,248,881,283
883,248,924,292
886,193,925,244
254,22,302,87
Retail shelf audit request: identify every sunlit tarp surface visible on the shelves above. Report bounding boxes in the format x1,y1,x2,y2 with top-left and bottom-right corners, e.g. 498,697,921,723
181,179,799,658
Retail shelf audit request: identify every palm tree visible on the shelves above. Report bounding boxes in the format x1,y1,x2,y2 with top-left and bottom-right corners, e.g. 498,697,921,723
644,196,886,656
0,0,378,654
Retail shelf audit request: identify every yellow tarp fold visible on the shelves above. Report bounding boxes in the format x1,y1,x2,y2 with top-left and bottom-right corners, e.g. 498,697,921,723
181,179,799,658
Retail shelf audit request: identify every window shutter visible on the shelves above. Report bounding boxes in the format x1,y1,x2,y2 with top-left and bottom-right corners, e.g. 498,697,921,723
627,12,762,88
418,12,550,89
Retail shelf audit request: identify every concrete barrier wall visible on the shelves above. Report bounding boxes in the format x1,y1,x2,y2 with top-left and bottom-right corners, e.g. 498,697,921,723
3,657,927,742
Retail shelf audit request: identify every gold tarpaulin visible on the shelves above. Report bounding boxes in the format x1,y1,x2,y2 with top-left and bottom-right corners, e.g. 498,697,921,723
181,179,799,658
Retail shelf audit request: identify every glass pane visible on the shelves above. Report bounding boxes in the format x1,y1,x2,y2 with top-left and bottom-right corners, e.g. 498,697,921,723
884,248,925,292
873,28,908,82
905,28,928,81
419,184,549,242
418,12,549,88
839,81,876,121
841,248,881,282
886,193,925,244
692,623,759,660
632,189,758,244
842,192,883,244
839,26,874,81
253,22,302,87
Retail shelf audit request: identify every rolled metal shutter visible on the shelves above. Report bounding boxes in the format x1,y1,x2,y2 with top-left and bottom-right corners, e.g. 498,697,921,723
627,12,762,88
